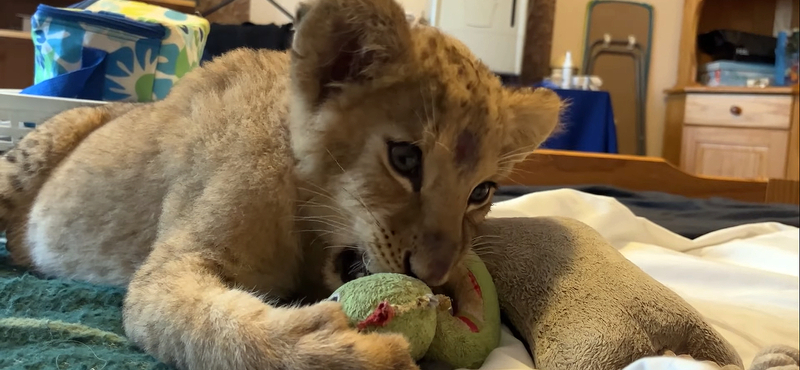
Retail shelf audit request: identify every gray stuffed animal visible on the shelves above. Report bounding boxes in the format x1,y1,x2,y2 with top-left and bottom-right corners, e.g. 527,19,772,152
477,217,744,370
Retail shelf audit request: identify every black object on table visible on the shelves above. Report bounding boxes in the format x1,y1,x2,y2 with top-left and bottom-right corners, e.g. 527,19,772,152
201,22,294,63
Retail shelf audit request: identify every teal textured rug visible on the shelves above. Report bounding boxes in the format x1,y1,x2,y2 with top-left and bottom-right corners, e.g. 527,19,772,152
0,237,169,369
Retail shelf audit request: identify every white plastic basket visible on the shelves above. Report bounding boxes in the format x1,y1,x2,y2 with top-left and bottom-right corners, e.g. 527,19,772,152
0,89,107,153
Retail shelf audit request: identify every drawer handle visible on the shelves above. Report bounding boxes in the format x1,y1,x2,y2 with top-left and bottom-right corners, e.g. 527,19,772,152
730,106,742,116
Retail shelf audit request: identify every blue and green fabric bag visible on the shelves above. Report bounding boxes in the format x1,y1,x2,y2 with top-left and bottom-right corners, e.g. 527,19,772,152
22,0,209,102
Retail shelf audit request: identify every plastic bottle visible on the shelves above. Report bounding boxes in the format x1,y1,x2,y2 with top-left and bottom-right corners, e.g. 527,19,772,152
560,51,573,89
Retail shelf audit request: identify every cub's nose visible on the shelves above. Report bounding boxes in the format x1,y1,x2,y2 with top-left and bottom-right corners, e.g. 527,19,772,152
405,232,458,287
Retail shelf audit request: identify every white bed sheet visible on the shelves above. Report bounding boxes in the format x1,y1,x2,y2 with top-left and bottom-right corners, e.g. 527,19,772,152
476,189,799,370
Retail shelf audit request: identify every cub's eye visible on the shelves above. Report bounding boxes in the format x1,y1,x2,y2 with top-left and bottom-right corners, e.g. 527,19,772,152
388,141,422,178
469,181,496,204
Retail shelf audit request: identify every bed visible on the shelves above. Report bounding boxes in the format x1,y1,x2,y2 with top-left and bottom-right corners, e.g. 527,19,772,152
495,149,800,239
1,149,798,370
501,150,800,206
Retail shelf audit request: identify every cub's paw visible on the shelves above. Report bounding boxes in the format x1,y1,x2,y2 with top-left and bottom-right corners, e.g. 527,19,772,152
279,302,418,370
294,329,419,370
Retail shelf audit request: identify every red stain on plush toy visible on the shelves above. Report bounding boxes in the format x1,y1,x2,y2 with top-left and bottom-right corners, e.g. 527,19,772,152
357,301,395,331
458,315,480,333
468,271,482,297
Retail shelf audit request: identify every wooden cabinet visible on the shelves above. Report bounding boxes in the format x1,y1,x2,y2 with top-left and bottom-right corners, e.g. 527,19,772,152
676,90,797,181
680,92,794,180
682,125,789,180
788,98,800,181
0,31,35,89
662,0,800,181
683,94,793,129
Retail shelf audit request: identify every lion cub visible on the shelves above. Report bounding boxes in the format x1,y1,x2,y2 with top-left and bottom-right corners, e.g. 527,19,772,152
0,0,561,368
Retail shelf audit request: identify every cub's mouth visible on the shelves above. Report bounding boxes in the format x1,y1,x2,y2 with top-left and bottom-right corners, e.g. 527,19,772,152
336,247,372,283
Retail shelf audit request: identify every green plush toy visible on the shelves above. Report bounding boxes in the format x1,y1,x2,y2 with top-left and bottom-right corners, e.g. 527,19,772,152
330,252,501,369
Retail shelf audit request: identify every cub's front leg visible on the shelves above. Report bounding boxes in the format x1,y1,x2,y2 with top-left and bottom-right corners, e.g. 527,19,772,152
121,174,418,370
123,244,417,370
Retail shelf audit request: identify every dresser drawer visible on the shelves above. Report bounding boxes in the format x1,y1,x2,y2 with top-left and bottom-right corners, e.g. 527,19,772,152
684,94,793,129
681,126,789,180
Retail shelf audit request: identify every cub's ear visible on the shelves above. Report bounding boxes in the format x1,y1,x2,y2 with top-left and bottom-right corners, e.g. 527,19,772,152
290,0,412,106
501,87,563,162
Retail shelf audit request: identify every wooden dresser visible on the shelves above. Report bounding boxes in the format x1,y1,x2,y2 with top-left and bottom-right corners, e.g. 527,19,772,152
662,0,800,182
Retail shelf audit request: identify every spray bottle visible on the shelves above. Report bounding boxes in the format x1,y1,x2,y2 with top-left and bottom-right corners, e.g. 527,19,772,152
561,51,573,89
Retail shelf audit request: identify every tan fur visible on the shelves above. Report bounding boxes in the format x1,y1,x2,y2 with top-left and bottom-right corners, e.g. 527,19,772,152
0,0,562,369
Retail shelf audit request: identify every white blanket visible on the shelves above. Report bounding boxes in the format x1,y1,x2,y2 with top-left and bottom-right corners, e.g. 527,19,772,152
477,189,799,370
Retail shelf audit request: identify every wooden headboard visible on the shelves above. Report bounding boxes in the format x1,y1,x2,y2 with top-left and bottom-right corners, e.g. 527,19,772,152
504,150,800,205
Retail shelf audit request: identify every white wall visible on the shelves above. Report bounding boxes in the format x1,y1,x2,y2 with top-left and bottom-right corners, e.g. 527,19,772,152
250,0,430,25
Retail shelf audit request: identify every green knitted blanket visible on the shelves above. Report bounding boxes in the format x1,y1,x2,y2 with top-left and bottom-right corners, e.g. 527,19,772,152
0,238,169,369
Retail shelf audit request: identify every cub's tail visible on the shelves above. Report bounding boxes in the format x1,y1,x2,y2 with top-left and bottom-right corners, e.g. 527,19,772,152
0,103,137,230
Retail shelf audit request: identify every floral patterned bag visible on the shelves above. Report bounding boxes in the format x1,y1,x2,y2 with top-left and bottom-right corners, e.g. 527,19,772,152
26,0,209,102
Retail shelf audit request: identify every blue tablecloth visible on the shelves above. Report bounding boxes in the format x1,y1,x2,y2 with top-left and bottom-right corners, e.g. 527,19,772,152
538,88,618,154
